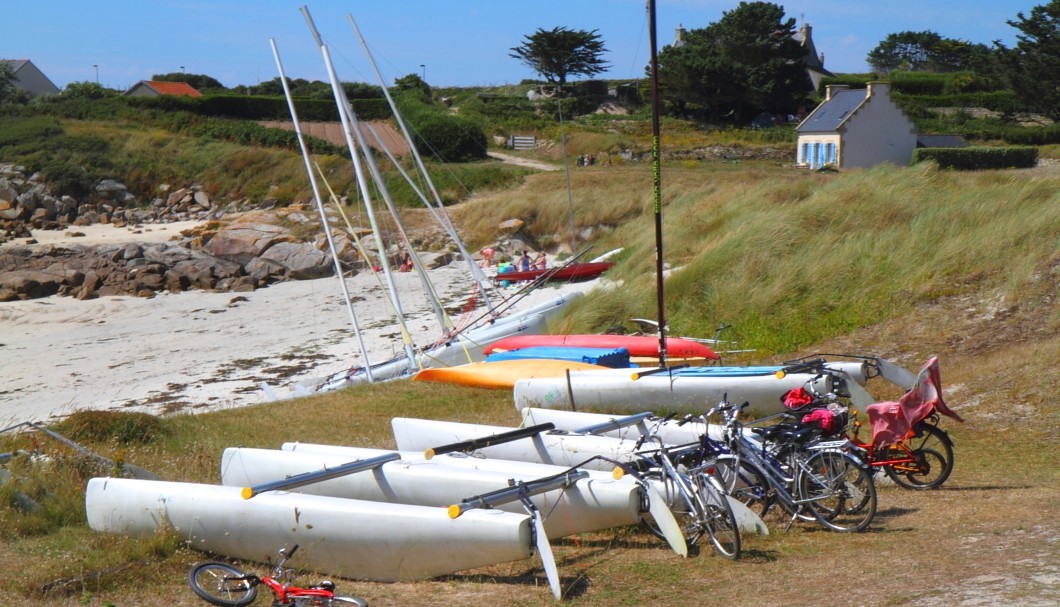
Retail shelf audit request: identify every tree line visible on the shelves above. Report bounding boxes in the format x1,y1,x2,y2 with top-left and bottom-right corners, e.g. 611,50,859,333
509,0,1060,123
3,1,1056,125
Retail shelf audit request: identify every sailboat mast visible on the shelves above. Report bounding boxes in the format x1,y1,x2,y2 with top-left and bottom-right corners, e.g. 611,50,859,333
302,6,419,372
648,0,668,366
269,38,375,383
346,14,498,314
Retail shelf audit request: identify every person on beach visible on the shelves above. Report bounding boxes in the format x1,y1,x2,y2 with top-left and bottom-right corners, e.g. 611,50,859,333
480,246,495,267
533,251,547,270
398,252,413,272
517,250,532,272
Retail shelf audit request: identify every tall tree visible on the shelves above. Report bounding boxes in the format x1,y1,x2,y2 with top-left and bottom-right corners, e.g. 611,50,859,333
996,0,1060,121
392,73,431,103
510,26,609,89
655,1,810,123
867,30,993,73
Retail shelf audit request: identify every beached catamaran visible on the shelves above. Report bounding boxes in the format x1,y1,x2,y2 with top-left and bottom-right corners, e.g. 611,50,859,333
260,9,586,398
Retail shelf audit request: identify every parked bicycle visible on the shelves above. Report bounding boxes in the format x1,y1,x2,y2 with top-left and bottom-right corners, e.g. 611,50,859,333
616,414,741,559
188,545,368,607
708,399,877,532
778,356,959,490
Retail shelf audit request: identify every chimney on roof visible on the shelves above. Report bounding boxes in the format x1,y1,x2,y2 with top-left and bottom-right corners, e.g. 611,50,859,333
674,24,686,47
825,84,849,101
867,81,891,98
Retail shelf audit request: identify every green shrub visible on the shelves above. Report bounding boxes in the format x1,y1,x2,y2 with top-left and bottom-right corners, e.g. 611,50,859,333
912,146,1038,170
50,410,165,446
411,113,487,162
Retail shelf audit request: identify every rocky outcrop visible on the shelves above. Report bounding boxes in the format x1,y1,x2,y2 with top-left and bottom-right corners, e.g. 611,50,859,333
0,164,229,245
0,166,412,301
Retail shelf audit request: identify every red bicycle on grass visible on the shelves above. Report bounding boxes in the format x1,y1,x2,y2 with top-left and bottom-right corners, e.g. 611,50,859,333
780,356,961,490
188,545,368,607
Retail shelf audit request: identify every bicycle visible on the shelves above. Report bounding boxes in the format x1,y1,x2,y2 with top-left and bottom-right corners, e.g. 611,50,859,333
709,399,877,533
779,356,959,490
617,414,741,559
188,545,368,607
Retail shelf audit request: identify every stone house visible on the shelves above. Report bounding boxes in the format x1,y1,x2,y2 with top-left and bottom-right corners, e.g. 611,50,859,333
124,80,202,98
795,82,918,169
0,59,60,97
792,23,834,93
672,21,833,94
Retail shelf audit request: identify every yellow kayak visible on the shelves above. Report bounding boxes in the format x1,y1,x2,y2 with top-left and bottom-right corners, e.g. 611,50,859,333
413,359,608,389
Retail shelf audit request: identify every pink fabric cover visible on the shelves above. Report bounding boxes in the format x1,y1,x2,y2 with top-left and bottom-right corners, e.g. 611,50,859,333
801,408,842,435
866,357,963,447
783,387,815,409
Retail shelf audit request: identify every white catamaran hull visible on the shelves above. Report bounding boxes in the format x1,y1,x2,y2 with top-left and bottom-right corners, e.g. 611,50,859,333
85,477,533,581
512,362,870,416
219,447,641,539
392,418,640,469
520,407,730,445
296,292,581,393
385,420,766,535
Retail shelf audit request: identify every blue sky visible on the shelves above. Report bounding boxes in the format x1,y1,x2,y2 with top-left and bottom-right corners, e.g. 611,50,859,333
2,1,1043,91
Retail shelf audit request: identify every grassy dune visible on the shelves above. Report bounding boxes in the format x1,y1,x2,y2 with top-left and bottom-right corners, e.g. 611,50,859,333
1,158,1058,606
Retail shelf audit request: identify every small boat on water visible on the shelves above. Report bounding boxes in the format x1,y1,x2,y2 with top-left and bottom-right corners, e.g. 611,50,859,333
484,334,718,360
512,362,872,417
85,477,536,582
494,261,614,284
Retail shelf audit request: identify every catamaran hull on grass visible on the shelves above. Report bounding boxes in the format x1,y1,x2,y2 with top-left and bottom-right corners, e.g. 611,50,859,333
85,477,532,581
512,362,870,417
392,418,640,469
219,447,642,540
385,420,766,535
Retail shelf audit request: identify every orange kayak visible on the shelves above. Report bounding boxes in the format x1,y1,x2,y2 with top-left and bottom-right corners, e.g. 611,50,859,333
413,359,609,389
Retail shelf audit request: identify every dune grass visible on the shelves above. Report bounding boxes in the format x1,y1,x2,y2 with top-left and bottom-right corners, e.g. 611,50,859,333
1,154,1057,606
453,160,1059,357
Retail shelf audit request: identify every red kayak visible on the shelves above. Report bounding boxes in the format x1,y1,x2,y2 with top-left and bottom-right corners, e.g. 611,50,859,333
484,334,718,360
493,261,613,283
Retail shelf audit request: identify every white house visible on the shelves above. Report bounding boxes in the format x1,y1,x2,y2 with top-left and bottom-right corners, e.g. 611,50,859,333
795,82,918,169
0,59,60,97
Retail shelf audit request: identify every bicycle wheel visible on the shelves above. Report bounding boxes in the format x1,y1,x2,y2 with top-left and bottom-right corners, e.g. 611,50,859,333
188,562,258,607
694,473,741,560
798,450,876,532
640,470,705,546
886,424,954,489
709,455,772,516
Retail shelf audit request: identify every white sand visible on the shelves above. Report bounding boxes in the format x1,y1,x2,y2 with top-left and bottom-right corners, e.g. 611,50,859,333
5,221,205,249
0,224,600,424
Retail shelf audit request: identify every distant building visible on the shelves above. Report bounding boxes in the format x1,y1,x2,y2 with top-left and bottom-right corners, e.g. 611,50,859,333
795,82,918,169
0,59,60,97
124,80,202,98
672,21,832,93
792,24,834,93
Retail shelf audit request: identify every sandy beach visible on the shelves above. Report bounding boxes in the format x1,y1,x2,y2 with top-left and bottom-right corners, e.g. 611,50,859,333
0,224,600,425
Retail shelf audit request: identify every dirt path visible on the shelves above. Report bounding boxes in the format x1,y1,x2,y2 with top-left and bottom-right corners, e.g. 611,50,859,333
487,151,560,171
